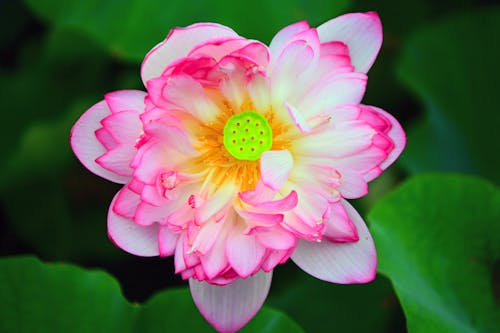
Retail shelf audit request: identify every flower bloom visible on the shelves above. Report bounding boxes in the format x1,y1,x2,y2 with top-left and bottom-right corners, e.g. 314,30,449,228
71,12,405,332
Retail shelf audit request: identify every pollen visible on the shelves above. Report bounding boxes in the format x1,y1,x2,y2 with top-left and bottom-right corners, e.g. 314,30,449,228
223,111,272,161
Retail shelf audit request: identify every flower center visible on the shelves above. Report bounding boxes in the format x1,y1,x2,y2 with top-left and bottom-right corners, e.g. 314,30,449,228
223,111,273,161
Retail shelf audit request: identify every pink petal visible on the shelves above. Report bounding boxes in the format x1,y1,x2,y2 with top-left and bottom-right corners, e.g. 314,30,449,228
95,145,136,177
143,121,196,156
70,101,130,184
294,120,375,159
141,23,238,84
134,201,167,226
246,72,270,113
189,271,273,333
112,184,140,219
270,39,316,104
317,12,382,73
158,226,179,256
336,167,369,199
285,102,312,133
269,20,310,57
260,150,293,191
226,225,266,278
100,110,143,144
108,188,160,256
199,224,230,280
323,201,359,242
367,106,406,170
104,90,146,114
240,190,298,213
296,71,367,119
255,226,297,250
188,37,251,61
191,217,225,255
291,199,376,283
160,74,219,123
238,181,276,205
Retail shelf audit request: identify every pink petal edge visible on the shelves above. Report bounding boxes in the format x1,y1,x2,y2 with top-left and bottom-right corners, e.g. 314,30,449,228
141,23,239,84
317,12,382,73
108,187,160,256
189,271,273,333
291,199,377,283
70,100,130,184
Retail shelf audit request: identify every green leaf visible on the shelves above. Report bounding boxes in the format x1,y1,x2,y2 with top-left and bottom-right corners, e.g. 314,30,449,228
23,0,350,63
397,8,500,183
369,174,500,333
0,256,304,333
268,264,401,333
0,256,136,333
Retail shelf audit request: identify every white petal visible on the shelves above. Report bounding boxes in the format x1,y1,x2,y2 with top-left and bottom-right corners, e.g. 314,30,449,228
291,199,376,283
189,271,273,333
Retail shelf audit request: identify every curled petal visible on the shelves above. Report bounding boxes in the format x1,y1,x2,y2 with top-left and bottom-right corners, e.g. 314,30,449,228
189,271,272,333
317,12,382,73
291,199,376,283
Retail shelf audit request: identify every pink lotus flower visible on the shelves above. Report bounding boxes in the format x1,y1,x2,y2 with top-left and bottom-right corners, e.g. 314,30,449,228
71,12,405,332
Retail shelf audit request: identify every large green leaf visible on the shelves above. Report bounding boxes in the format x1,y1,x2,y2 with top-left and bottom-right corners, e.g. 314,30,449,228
23,0,349,63
369,174,500,333
397,8,500,183
0,256,136,333
268,264,401,333
0,256,304,333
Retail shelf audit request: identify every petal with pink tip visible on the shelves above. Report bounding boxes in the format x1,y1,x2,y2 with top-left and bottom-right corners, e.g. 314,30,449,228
70,101,130,184
317,12,382,73
158,226,178,256
104,90,146,114
323,201,359,242
269,20,310,57
112,184,140,219
161,74,219,123
285,102,312,133
255,226,297,250
367,106,406,170
100,110,142,144
108,188,159,256
260,150,293,191
226,225,266,278
247,72,270,113
240,190,298,213
95,145,136,177
189,270,272,333
336,167,369,199
291,199,376,283
141,23,238,84
296,71,367,119
134,201,167,226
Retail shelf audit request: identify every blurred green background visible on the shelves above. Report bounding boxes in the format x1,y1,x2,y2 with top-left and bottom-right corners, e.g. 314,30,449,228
1,0,499,332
